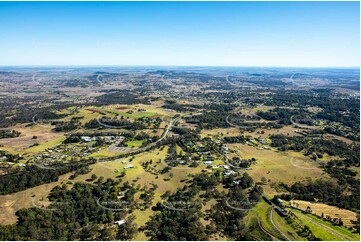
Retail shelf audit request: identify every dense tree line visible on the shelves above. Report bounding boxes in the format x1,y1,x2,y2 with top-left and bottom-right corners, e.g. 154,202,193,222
52,120,80,132
269,134,359,163
94,90,146,105
264,91,359,132
280,179,360,211
223,135,250,144
84,117,146,131
0,150,22,163
208,184,263,240
0,159,95,195
0,179,138,240
185,111,230,129
256,108,306,125
0,130,21,139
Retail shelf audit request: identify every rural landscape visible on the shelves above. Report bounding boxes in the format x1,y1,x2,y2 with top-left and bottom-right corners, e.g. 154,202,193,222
0,1,360,241
0,66,359,240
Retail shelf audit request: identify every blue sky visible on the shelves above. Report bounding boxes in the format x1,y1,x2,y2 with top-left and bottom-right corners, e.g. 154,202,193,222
0,1,359,67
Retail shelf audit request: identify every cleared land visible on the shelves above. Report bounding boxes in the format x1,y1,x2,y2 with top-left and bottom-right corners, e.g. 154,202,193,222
227,143,329,195
291,200,359,228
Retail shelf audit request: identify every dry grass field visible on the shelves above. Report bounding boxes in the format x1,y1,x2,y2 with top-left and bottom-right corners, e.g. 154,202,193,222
0,172,73,225
227,143,329,195
201,127,243,138
0,124,64,153
291,200,359,228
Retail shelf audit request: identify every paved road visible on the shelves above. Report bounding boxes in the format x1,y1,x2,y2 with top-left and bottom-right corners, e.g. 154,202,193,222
97,113,203,162
269,206,291,241
290,115,318,129
257,215,277,241
225,75,235,86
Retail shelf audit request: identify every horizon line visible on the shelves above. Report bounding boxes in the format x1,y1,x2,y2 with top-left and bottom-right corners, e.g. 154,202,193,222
0,65,359,69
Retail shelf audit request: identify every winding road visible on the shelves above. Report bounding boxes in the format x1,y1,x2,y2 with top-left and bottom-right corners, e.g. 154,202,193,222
269,206,292,241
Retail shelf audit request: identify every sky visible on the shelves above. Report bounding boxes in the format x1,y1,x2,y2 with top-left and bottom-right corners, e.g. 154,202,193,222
0,1,359,67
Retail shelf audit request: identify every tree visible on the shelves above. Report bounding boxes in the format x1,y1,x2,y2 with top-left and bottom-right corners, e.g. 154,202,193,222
116,216,138,240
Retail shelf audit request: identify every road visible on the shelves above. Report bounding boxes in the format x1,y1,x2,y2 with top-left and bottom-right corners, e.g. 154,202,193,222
269,206,292,241
225,75,235,86
290,115,318,129
97,113,202,162
257,216,277,241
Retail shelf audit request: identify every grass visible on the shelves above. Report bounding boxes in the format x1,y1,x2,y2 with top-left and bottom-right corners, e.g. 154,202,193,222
244,200,282,240
0,172,73,225
292,200,359,228
227,143,329,195
0,124,65,153
291,208,360,241
270,207,306,240
200,127,242,138
125,140,144,148
24,136,66,153
86,107,155,119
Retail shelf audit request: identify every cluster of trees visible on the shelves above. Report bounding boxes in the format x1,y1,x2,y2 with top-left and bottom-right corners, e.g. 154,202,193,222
0,129,21,139
144,176,209,240
270,134,359,209
264,91,359,132
185,111,230,129
172,126,200,140
85,117,146,131
208,184,263,240
0,150,22,163
0,98,74,128
144,171,262,240
0,159,95,195
52,120,80,132
228,157,255,169
324,126,359,141
145,204,208,240
94,90,146,105
256,108,306,125
279,180,359,211
223,135,250,144
162,102,201,112
269,134,359,161
325,160,359,195
0,179,138,240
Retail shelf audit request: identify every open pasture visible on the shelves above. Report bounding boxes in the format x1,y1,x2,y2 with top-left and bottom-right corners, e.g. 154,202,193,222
227,143,329,195
291,200,359,229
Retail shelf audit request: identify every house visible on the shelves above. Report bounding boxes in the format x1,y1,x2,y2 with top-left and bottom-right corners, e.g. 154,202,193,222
221,165,230,170
122,160,127,164
221,146,229,152
204,161,213,165
115,220,127,226
224,170,235,176
124,164,134,169
81,136,92,142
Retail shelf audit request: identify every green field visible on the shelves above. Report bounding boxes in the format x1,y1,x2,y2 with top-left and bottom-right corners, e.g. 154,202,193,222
88,107,155,119
125,140,144,148
291,208,360,241
24,136,66,153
